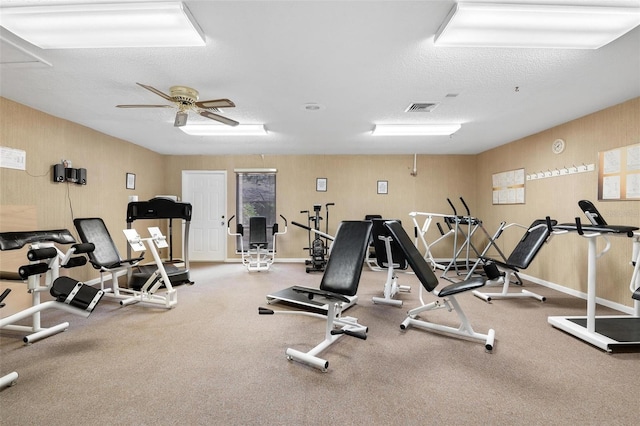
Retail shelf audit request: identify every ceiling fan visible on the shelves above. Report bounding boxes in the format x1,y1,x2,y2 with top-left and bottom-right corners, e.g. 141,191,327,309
117,83,239,127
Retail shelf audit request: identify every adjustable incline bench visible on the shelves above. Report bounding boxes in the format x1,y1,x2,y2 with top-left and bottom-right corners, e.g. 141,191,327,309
259,220,372,371
473,219,556,302
0,230,103,344
384,220,495,351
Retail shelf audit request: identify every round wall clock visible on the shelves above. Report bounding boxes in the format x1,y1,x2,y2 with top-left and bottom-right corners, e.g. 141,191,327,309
552,138,566,154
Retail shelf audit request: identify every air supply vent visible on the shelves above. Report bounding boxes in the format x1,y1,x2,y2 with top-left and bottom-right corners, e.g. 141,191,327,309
405,102,439,112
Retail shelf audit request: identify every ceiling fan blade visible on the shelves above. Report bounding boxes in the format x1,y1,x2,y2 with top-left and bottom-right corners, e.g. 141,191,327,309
136,83,173,102
116,104,174,108
195,99,235,109
199,110,239,127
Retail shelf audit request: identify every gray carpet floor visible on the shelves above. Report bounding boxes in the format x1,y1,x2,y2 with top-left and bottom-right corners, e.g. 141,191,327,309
1,262,638,425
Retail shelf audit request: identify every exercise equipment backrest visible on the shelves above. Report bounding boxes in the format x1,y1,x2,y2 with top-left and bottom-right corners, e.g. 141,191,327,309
502,219,555,269
319,221,372,296
383,221,438,292
74,218,142,269
370,218,408,270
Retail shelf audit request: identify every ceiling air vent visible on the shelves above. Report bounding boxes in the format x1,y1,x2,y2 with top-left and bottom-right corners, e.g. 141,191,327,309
405,102,438,112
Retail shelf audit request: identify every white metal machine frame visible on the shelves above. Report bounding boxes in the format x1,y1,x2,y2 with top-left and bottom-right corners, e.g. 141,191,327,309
227,215,287,272
548,224,640,352
0,236,95,344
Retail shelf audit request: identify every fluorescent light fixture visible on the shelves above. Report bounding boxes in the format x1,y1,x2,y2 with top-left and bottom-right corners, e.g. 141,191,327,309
434,2,640,49
372,124,461,136
180,124,267,136
0,2,205,49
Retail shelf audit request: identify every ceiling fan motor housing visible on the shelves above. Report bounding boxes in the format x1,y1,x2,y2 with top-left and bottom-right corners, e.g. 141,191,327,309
170,86,199,105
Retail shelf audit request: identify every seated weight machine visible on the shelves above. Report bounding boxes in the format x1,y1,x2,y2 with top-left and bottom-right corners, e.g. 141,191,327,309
74,218,177,309
227,214,287,272
0,229,103,344
297,203,334,273
259,221,372,371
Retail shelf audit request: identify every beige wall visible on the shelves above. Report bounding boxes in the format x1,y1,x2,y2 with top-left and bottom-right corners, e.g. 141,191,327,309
0,98,166,281
164,154,477,260
476,97,640,308
1,96,638,307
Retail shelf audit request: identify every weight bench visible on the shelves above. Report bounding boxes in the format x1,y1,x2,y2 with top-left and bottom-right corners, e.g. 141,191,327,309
384,220,495,351
259,220,372,371
472,219,557,303
370,218,411,306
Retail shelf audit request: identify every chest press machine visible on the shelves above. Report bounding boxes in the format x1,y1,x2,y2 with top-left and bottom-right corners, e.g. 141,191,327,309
548,200,640,352
227,214,287,272
259,220,372,371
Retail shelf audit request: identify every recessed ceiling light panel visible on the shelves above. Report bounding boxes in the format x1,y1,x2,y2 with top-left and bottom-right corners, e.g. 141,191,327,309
372,124,461,136
0,2,206,49
434,2,640,49
180,124,267,136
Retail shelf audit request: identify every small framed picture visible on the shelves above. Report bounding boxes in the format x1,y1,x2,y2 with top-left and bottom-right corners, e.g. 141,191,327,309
126,173,136,190
377,180,388,195
316,177,327,192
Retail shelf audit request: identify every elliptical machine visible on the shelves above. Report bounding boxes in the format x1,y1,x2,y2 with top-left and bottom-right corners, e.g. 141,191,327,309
298,203,334,273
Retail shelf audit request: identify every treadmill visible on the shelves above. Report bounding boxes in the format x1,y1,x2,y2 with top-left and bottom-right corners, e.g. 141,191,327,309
126,197,193,289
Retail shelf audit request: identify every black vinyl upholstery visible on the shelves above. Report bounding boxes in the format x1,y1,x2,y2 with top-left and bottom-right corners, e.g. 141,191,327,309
74,218,141,269
319,221,372,296
249,216,268,248
502,219,556,269
0,229,75,251
370,219,408,270
383,220,440,293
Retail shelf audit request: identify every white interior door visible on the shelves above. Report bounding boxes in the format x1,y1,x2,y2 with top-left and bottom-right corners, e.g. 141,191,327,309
182,170,227,261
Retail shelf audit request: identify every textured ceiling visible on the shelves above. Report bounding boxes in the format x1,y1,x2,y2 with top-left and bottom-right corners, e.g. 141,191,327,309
1,0,639,155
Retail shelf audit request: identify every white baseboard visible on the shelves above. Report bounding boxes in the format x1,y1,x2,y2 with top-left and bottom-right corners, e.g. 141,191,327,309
519,273,634,315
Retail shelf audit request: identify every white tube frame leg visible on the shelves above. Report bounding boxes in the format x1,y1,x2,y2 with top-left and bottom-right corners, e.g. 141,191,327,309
472,270,546,302
283,301,367,372
372,236,411,307
0,372,19,389
402,292,495,351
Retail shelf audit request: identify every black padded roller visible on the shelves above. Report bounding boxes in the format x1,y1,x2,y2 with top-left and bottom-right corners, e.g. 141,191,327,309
71,243,95,254
27,247,57,261
62,256,87,268
18,263,49,278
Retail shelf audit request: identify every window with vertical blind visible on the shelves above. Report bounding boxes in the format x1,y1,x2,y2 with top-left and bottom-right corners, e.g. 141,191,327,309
234,169,277,252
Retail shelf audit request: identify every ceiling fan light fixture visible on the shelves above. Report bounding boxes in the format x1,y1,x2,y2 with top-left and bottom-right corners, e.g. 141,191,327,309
372,124,461,136
180,124,267,136
174,111,189,127
0,2,205,49
434,2,640,49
